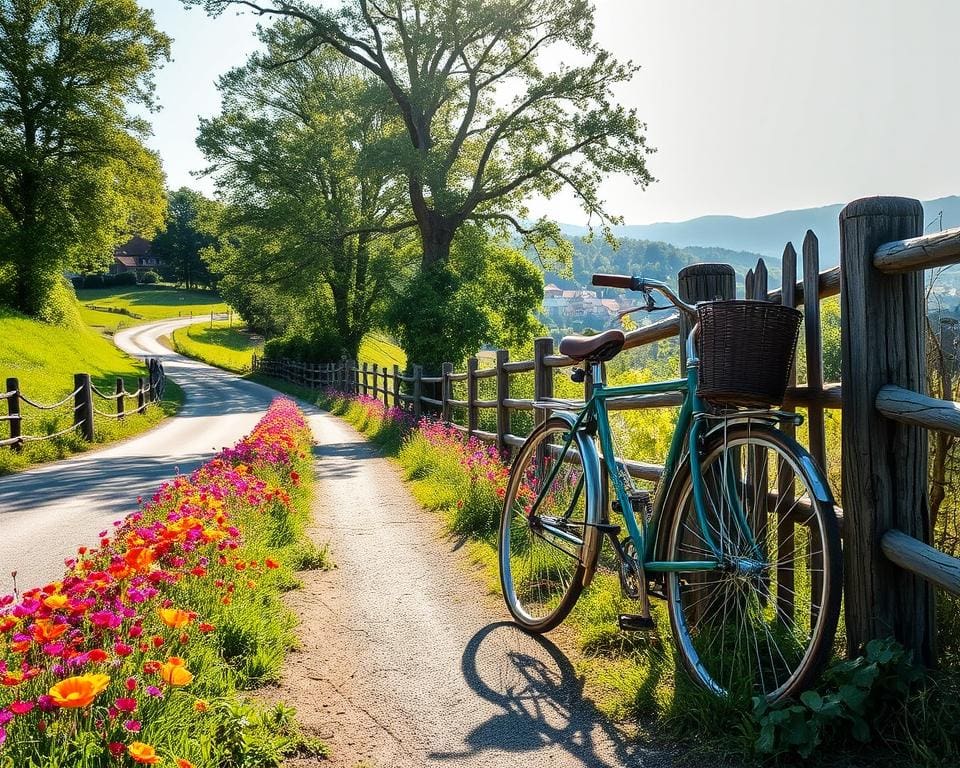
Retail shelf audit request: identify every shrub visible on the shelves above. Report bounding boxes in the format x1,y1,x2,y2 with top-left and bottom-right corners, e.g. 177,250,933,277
70,276,85,290
82,273,106,289
264,325,345,363
112,271,138,287
140,270,160,284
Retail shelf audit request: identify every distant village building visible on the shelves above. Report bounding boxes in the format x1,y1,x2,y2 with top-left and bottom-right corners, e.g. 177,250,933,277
542,283,621,323
112,236,163,277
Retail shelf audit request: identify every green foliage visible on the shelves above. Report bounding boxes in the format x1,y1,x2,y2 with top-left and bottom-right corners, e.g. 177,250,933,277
752,638,924,759
197,24,408,357
263,325,345,364
141,270,160,284
388,234,544,370
153,188,219,290
0,0,170,316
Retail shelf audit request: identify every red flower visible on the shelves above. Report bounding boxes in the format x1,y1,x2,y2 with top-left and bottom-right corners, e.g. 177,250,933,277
115,697,137,713
198,623,214,633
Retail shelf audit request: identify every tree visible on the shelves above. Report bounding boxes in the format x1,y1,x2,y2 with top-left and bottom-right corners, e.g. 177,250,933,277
197,23,409,358
0,0,170,315
187,0,652,365
152,188,217,290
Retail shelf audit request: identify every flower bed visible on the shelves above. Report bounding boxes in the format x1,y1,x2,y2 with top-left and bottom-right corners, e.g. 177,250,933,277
0,398,327,767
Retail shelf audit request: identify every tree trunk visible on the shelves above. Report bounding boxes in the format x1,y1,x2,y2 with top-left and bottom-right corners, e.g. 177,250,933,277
419,211,454,269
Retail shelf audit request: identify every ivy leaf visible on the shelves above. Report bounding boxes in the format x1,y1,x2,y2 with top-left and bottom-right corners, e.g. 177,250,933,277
800,690,823,712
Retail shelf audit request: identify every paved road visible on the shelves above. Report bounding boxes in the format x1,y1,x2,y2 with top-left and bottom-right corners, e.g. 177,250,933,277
0,318,278,591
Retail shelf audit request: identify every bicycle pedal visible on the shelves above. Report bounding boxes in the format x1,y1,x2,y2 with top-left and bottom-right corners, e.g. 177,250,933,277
618,614,656,632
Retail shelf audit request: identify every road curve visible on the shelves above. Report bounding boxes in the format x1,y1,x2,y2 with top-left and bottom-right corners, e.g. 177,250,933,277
0,318,280,592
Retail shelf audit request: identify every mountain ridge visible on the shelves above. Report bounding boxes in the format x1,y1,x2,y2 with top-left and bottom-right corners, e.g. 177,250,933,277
558,196,960,267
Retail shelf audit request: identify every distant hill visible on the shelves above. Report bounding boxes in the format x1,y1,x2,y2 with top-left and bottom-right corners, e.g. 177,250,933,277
559,196,960,267
547,238,773,293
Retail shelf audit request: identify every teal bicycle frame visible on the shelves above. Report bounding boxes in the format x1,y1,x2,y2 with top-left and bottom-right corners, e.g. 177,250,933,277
533,336,759,577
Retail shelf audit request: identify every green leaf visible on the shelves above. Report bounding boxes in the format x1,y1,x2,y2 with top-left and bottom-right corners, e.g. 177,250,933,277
800,690,824,712
756,724,777,754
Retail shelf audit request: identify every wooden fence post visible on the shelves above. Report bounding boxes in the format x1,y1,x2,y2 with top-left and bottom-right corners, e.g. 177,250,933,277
74,373,94,441
350,360,358,395
382,365,389,409
467,357,479,436
777,243,798,621
534,337,554,427
392,364,401,409
441,362,453,423
115,378,125,420
6,377,21,452
496,349,510,454
371,364,379,399
361,362,369,396
678,263,736,372
137,377,146,414
840,196,933,663
412,364,423,421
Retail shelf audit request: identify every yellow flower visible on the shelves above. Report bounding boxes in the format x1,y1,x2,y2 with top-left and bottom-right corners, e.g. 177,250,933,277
160,657,193,686
48,673,110,708
128,742,161,764
158,607,191,629
43,593,68,610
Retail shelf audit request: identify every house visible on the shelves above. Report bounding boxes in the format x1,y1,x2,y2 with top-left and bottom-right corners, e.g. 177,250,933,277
112,236,163,276
542,283,621,323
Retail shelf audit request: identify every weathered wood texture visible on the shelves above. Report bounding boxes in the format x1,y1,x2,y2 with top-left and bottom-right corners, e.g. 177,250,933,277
677,263,736,371
840,196,934,662
876,384,960,436
777,244,798,620
873,225,960,274
881,529,960,596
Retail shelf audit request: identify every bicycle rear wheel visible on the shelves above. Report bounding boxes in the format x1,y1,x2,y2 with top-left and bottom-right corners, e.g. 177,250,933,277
499,415,601,633
664,422,842,703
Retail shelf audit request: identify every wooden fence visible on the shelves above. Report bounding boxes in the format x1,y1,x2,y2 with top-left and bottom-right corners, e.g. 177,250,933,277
0,359,165,451
254,195,960,663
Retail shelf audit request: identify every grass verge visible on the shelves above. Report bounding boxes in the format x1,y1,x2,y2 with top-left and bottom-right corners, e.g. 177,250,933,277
0,305,183,476
171,321,263,374
0,397,330,767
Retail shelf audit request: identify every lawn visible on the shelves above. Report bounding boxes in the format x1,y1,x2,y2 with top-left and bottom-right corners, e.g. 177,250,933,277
77,286,230,334
0,304,181,475
172,320,263,373
359,332,407,369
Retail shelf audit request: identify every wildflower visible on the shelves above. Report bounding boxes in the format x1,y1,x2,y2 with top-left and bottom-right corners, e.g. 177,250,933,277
193,699,209,712
158,607,191,629
160,657,193,686
115,697,137,712
198,622,215,633
124,719,142,732
128,741,161,764
48,673,110,708
176,759,196,768
108,742,125,757
9,700,34,714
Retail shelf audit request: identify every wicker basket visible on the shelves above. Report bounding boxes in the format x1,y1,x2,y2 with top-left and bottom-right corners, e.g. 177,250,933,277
696,300,803,407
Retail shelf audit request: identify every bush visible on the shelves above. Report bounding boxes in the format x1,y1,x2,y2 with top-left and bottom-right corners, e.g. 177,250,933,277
264,325,345,363
112,271,138,286
82,273,105,289
140,270,160,284
70,275,85,290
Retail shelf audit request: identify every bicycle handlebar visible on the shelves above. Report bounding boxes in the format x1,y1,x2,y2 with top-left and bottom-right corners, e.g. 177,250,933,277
591,273,697,318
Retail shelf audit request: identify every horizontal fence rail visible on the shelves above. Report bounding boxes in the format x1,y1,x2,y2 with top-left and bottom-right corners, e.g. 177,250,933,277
1,360,165,451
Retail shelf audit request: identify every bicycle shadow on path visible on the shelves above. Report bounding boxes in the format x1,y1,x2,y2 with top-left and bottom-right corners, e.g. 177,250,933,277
430,621,672,767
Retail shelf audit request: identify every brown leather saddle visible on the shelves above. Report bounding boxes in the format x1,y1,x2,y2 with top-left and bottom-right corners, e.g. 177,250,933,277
558,328,625,362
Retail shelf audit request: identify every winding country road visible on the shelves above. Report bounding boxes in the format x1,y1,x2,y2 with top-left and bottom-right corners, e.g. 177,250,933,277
0,318,667,767
0,318,277,590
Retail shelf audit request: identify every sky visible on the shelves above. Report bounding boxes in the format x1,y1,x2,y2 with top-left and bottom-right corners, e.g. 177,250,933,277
142,0,960,225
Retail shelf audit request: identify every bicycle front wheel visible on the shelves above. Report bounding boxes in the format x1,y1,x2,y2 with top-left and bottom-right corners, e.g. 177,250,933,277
499,415,601,633
664,423,842,703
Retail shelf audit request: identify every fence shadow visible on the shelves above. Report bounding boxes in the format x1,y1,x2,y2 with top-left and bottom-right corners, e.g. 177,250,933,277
431,621,654,767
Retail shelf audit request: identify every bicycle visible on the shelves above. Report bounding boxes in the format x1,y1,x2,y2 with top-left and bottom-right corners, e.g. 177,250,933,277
498,273,842,703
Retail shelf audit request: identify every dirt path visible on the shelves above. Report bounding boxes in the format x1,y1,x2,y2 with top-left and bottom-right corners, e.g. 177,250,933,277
274,409,674,768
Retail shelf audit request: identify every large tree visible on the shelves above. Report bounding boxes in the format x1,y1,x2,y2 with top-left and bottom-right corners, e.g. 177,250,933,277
187,0,652,366
0,0,170,315
152,188,217,290
197,23,409,358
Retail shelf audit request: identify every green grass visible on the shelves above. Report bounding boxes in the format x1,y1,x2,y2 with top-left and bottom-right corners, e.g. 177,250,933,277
77,286,229,334
172,320,264,373
0,304,182,475
358,333,406,369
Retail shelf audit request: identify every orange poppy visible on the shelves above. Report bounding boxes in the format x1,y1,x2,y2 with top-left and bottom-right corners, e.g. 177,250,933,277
128,742,161,765
176,759,195,768
158,607,191,629
32,619,68,644
160,657,193,686
124,547,154,572
48,673,110,708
